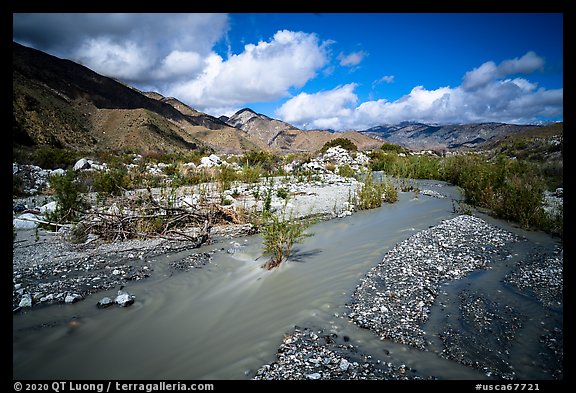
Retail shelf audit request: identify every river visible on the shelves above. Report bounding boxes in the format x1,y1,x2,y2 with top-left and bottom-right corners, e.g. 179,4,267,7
12,181,562,380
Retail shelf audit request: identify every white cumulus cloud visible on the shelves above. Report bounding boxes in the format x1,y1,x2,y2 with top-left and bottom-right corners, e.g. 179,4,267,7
275,84,358,129
168,30,330,109
155,50,205,80
462,51,544,90
276,52,562,129
74,38,154,80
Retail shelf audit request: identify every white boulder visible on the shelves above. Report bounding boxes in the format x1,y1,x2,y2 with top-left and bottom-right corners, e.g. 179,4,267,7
19,294,32,308
115,290,135,307
73,158,91,170
200,157,214,168
13,213,45,230
209,154,222,165
39,201,58,214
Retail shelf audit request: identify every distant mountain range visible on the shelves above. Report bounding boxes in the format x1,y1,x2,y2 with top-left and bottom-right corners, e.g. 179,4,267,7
359,122,538,151
12,42,380,154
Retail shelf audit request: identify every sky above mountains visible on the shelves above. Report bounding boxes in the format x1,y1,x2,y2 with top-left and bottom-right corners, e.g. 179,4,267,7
13,13,563,130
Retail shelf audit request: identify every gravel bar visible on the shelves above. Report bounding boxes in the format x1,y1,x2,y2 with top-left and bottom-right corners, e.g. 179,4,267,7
346,215,518,349
253,326,428,380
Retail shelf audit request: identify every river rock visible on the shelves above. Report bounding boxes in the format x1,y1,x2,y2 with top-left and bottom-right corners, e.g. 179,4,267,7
13,213,43,230
115,290,135,307
97,297,114,309
209,154,222,165
65,293,83,304
19,294,32,308
200,157,214,168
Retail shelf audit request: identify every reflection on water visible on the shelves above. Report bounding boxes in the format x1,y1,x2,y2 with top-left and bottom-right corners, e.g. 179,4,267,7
13,181,561,379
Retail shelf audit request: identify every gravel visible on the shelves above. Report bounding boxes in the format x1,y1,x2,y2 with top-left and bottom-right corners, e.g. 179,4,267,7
12,234,213,311
346,215,518,349
505,248,563,308
438,291,523,379
253,326,428,380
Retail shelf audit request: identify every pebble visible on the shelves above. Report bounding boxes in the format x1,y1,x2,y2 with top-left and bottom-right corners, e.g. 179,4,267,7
115,290,135,307
504,248,563,308
65,293,83,304
97,297,114,309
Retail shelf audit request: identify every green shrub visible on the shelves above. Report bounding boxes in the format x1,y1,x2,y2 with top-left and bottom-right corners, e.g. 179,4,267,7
263,188,273,216
276,188,289,200
216,165,238,192
381,178,399,203
368,149,561,236
47,170,87,223
370,151,400,172
321,138,358,153
380,142,407,154
440,154,560,234
92,167,130,196
240,164,264,183
242,150,278,172
261,212,313,270
356,172,396,210
338,164,356,178
163,164,179,177
33,146,80,169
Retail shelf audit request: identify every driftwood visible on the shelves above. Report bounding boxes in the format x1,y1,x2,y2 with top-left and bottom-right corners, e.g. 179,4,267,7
71,188,243,246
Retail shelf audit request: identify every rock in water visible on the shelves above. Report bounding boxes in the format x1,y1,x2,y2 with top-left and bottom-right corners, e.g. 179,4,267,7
97,297,114,309
19,294,32,308
115,290,135,307
65,293,83,304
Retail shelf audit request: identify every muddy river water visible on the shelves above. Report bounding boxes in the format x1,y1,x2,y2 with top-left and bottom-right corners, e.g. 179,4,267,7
13,181,562,380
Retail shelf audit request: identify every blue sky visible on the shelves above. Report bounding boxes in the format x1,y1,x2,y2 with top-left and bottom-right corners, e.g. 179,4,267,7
13,13,563,129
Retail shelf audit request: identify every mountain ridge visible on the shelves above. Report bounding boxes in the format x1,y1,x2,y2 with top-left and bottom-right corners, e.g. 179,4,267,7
360,122,539,151
14,41,542,155
13,42,382,154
